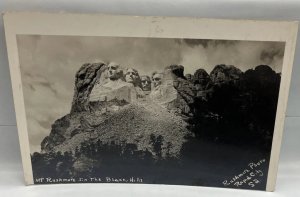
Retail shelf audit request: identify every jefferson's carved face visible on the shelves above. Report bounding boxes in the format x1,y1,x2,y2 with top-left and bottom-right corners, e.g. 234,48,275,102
152,73,163,88
125,68,139,84
107,63,120,80
141,75,151,91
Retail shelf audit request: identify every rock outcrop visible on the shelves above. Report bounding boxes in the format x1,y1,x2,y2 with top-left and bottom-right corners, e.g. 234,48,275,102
71,62,106,113
40,62,280,171
34,62,282,185
51,102,191,158
193,69,213,99
41,115,71,152
210,64,242,85
160,65,196,118
42,63,194,157
89,79,138,103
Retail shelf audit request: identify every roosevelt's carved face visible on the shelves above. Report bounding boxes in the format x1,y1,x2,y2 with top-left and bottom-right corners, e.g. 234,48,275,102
152,73,163,88
125,68,140,85
107,62,121,80
141,75,151,91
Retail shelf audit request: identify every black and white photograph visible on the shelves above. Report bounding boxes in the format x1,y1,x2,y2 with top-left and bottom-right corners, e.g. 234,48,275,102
16,35,284,190
3,13,298,194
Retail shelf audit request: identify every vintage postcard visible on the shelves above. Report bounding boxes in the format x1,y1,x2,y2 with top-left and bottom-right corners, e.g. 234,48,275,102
3,12,298,191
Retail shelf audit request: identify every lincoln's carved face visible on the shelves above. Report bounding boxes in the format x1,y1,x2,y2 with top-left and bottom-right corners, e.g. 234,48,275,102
125,68,140,85
152,73,163,88
107,62,121,80
141,75,151,91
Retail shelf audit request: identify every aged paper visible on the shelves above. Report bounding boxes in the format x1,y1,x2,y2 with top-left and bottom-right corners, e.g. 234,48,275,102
3,12,298,191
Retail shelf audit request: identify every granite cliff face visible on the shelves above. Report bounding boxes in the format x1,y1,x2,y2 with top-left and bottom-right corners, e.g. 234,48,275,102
41,63,195,158
50,102,190,157
162,65,195,119
41,63,281,154
210,64,242,85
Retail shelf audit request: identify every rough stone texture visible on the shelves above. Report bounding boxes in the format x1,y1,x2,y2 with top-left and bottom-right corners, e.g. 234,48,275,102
194,69,210,85
193,69,214,99
166,64,185,79
71,62,106,113
89,79,138,103
43,101,192,158
41,115,70,152
185,74,193,82
34,63,282,185
41,63,279,161
42,63,193,157
247,65,280,85
210,64,242,85
162,65,195,118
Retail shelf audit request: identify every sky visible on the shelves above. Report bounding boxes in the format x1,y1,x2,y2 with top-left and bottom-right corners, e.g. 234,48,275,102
16,35,285,153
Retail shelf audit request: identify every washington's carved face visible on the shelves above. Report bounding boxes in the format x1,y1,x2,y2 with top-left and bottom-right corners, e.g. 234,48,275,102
152,73,163,88
141,75,151,91
125,68,140,84
107,62,120,80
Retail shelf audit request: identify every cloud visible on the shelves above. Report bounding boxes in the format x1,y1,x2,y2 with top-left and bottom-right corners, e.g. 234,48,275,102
180,40,285,74
182,39,237,48
260,42,285,65
23,72,58,95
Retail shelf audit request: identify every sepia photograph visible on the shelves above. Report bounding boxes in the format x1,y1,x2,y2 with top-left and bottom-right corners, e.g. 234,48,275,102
17,35,284,190
3,13,298,192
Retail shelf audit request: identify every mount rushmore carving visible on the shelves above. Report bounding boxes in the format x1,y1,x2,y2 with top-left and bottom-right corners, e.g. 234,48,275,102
34,61,280,185
42,62,280,153
71,62,195,116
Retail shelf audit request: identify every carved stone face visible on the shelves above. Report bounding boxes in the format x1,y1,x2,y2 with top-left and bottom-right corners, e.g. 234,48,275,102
107,62,120,80
141,75,151,91
152,73,163,88
125,68,140,85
